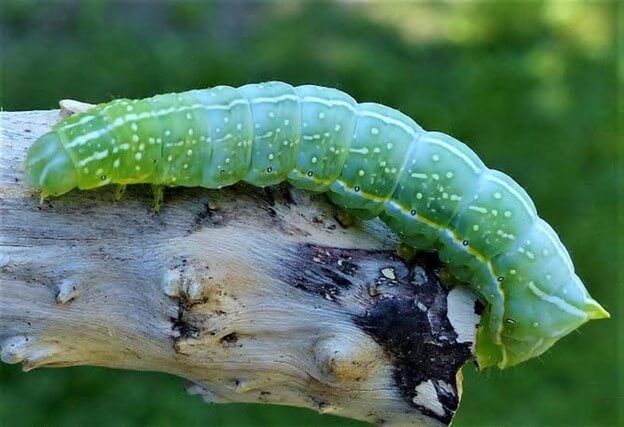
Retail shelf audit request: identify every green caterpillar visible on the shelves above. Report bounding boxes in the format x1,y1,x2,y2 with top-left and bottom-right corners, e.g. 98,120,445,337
25,81,609,368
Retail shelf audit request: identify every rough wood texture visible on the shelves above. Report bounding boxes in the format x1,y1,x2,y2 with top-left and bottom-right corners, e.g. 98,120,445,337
0,109,481,426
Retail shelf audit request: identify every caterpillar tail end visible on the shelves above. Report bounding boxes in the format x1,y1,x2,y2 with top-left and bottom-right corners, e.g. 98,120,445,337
24,132,77,198
475,295,610,370
585,298,610,320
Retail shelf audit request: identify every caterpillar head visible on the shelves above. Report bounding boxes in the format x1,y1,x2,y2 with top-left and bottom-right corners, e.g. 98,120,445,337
25,131,78,198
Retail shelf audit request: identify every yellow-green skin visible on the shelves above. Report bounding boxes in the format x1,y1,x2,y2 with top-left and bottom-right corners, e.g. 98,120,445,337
25,81,609,369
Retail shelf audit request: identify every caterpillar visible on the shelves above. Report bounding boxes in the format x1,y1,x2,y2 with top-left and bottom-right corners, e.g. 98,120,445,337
24,81,609,369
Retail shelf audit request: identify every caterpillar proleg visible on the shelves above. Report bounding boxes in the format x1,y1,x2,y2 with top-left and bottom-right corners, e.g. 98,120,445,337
25,81,609,368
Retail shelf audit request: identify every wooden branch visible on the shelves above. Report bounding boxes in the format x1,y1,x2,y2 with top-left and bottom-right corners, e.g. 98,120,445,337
0,109,481,426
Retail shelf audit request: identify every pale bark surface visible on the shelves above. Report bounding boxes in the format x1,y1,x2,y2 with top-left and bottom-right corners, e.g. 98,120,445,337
0,109,481,426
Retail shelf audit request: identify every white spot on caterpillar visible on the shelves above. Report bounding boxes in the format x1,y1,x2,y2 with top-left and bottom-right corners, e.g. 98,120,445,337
371,127,379,135
358,170,365,177
268,154,274,160
268,111,275,118
473,224,480,231
167,155,173,161
311,157,318,164
132,134,139,142
446,172,454,178
432,154,440,162
318,112,326,119
504,211,512,218
187,149,193,156
416,193,423,199
188,128,194,135
135,152,142,161
334,124,341,132
236,123,242,130
411,173,427,179
494,192,502,199
386,142,393,149
421,134,482,174
130,123,138,131
113,159,120,168
186,113,192,119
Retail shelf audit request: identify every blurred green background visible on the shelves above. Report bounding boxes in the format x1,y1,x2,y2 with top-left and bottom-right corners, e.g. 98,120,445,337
1,1,620,426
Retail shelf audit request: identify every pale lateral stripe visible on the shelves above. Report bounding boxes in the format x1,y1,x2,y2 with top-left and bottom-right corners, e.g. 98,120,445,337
421,134,483,174
468,205,488,213
61,100,121,130
356,109,418,138
77,149,109,167
349,147,369,155
64,100,248,149
527,282,587,318
300,96,356,111
38,156,68,186
62,113,97,130
482,172,537,216
535,219,574,274
250,94,298,104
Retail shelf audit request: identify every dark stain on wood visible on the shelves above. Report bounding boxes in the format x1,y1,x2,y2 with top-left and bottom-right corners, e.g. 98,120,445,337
354,260,472,425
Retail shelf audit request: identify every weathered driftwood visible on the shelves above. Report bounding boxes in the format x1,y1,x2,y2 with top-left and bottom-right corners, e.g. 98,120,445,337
0,108,481,426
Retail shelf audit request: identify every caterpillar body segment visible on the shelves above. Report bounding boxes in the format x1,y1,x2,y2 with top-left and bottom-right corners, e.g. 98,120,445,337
25,81,609,369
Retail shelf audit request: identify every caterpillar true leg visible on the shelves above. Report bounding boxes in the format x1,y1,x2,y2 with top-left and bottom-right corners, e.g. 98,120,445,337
114,184,127,201
151,185,164,212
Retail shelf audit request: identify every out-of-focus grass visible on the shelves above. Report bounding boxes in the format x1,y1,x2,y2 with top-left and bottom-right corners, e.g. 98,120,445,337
0,1,619,426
